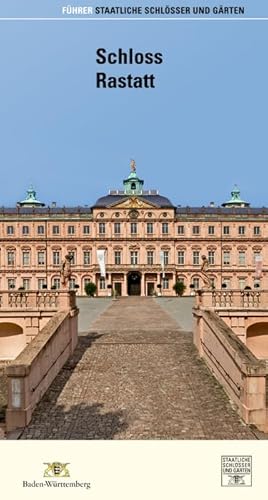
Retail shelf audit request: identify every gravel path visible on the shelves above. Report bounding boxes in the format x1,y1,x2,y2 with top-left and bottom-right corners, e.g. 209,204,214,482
20,297,257,440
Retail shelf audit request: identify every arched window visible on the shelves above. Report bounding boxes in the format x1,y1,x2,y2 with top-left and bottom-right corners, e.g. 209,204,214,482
192,277,200,289
52,277,61,289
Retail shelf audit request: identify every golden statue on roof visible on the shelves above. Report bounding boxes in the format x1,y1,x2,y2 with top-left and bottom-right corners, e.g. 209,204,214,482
130,159,136,172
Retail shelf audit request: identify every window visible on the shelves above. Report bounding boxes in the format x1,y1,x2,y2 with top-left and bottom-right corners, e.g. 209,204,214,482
253,251,261,264
223,226,230,235
238,226,245,235
147,251,154,265
53,251,60,265
99,223,105,234
22,251,30,266
52,225,60,235
22,279,30,290
254,226,260,236
163,251,169,265
83,225,90,234
7,251,15,266
193,251,199,265
177,225,184,235
7,226,14,235
100,277,106,289
192,278,199,289
68,251,76,265
147,222,154,234
114,251,121,265
238,251,246,265
52,278,61,289
208,251,215,265
193,226,200,235
130,251,138,265
83,251,91,265
222,278,230,289
223,251,230,265
22,225,29,235
177,251,185,265
177,277,185,285
38,279,47,290
254,278,261,289
162,223,168,234
130,222,137,234
84,278,91,290
68,225,75,235
238,278,246,290
69,278,76,290
162,278,169,289
37,251,45,266
37,225,44,235
208,226,214,235
210,277,215,288
7,278,16,290
114,223,121,234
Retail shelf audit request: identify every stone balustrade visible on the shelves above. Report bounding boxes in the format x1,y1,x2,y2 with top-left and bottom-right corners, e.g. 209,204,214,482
193,306,268,432
0,290,76,311
196,289,268,309
5,305,79,432
195,288,268,359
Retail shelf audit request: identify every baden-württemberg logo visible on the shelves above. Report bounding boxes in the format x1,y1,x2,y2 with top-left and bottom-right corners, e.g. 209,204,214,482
22,462,91,490
221,455,252,487
44,462,70,478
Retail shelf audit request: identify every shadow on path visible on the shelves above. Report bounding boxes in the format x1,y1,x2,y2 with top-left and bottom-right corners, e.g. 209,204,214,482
20,401,128,440
19,332,129,439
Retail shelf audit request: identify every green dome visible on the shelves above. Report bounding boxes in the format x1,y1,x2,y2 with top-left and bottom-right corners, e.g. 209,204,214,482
127,172,138,179
222,185,250,207
123,162,144,195
18,185,45,207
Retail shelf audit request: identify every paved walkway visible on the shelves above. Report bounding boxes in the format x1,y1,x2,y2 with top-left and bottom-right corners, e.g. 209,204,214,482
155,296,195,332
19,297,258,440
77,297,112,333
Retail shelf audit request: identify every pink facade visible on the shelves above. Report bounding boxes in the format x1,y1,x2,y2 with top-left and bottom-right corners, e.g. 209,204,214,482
0,174,267,296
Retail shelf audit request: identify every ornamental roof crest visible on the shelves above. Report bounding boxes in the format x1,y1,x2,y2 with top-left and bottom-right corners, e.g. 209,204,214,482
109,197,158,209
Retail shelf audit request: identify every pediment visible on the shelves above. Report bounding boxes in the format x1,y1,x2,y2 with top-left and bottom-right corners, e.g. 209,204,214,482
108,196,158,209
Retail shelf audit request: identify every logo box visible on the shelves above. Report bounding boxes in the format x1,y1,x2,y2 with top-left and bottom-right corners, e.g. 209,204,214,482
221,455,252,487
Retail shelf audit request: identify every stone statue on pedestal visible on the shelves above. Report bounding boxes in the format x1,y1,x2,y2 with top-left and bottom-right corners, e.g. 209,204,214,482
60,254,73,288
200,255,213,289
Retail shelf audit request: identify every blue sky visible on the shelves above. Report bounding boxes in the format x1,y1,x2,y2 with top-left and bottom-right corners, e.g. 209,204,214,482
0,2,267,207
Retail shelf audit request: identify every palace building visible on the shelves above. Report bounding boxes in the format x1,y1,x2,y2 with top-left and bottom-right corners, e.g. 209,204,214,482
0,167,267,296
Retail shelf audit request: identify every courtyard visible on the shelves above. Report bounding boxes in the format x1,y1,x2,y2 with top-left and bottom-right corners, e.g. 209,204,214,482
18,297,259,440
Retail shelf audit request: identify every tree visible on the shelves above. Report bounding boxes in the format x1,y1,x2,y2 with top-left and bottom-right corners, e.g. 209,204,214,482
173,281,186,297
84,282,97,297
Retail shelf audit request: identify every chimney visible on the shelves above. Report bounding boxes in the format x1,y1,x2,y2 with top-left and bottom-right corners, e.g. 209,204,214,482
209,201,215,207
51,201,57,207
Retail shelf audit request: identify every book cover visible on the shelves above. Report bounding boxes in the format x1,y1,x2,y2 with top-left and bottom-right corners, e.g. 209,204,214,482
0,1,267,498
